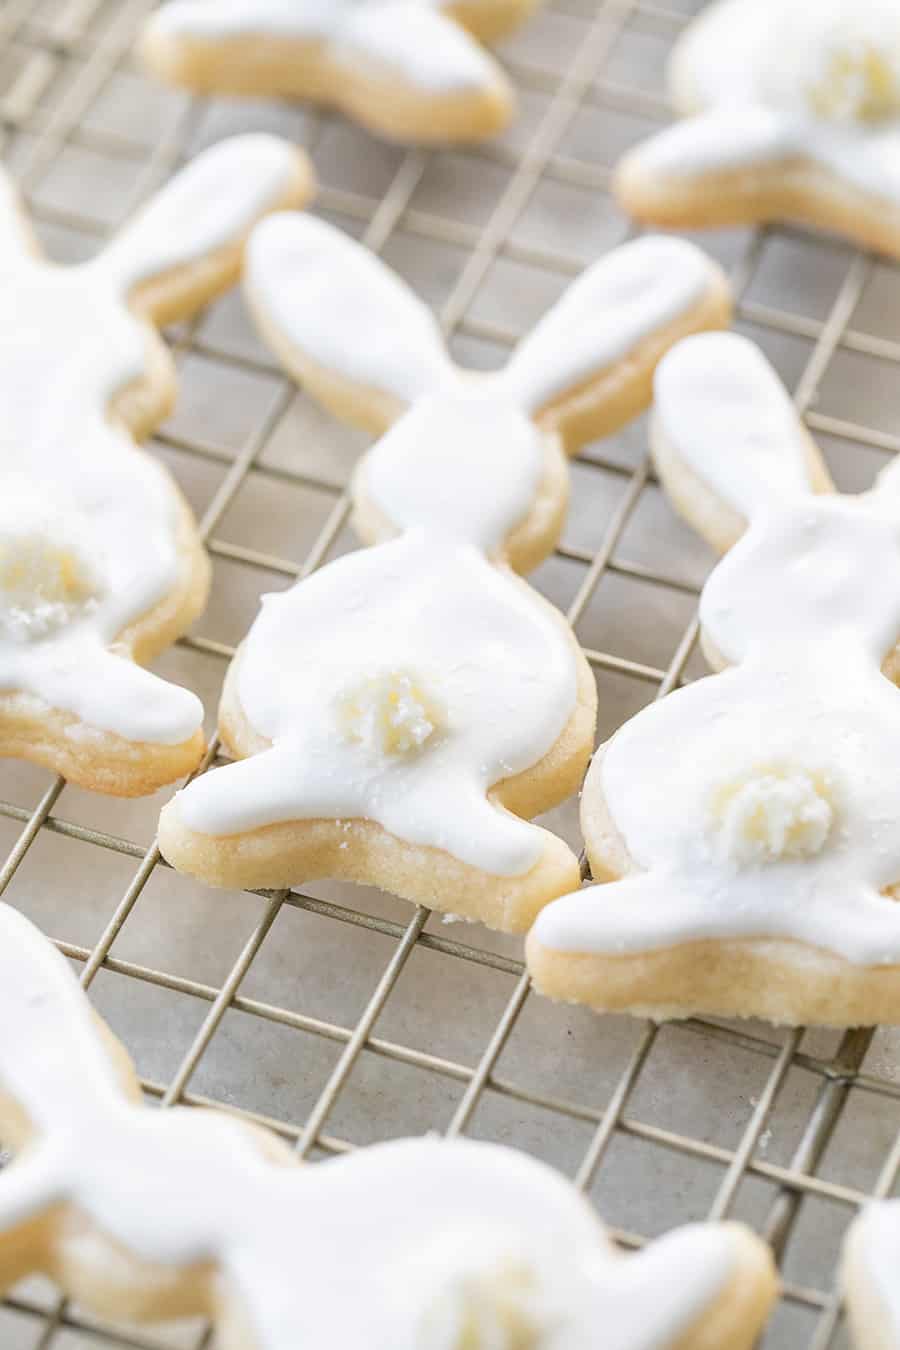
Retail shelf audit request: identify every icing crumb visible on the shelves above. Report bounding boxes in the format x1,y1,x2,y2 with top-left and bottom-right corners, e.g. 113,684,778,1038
0,504,102,642
419,1257,543,1350
712,768,834,865
336,670,442,757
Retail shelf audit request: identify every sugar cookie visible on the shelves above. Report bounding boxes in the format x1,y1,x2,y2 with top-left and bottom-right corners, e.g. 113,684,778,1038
157,220,727,928
0,135,313,796
243,213,731,572
0,897,778,1348
843,1202,900,1350
614,0,900,259
159,527,597,931
140,0,540,145
528,332,900,1025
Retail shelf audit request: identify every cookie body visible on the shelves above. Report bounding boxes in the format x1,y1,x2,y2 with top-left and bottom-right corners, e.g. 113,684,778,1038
0,897,777,1347
0,135,313,795
141,0,541,144
528,333,900,1025
614,0,900,258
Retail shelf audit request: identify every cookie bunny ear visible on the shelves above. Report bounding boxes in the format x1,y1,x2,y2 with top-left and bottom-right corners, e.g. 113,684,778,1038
499,235,731,451
652,331,833,552
0,903,128,1119
245,213,456,434
98,134,313,326
871,452,900,507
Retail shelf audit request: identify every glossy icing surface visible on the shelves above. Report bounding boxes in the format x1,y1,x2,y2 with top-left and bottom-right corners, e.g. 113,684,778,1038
0,897,743,1349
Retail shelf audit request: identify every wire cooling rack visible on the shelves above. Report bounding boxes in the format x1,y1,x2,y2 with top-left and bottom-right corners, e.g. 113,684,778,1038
6,1,900,1346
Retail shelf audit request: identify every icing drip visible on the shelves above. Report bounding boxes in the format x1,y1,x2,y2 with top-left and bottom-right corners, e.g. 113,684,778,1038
175,530,577,876
626,0,900,205
0,135,302,744
534,333,900,966
0,897,745,1349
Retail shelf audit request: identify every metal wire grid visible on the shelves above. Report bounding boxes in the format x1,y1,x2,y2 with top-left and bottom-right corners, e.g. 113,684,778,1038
3,0,900,1346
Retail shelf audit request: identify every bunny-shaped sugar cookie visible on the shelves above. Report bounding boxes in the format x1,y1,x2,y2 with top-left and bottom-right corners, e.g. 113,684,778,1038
141,0,540,146
528,332,900,1025
157,220,728,930
0,899,777,1349
0,136,313,796
614,0,900,258
242,214,730,573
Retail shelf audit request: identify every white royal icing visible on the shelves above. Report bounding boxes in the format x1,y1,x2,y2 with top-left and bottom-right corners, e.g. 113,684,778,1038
360,388,547,554
174,529,577,875
247,216,720,555
534,333,900,966
848,1203,900,1342
0,897,743,1349
628,0,900,204
499,236,716,415
146,0,503,95
0,135,300,745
